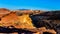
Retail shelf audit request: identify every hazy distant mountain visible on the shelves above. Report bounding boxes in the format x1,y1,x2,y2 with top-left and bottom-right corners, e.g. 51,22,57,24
17,9,29,10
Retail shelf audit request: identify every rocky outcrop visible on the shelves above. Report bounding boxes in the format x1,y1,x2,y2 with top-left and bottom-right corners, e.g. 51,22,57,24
0,8,60,34
0,8,10,18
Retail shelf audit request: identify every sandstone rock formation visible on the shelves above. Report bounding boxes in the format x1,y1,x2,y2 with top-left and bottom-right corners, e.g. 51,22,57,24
0,8,59,34
0,8,10,18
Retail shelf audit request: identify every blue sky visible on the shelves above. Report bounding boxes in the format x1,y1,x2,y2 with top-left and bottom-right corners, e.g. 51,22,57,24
0,0,60,10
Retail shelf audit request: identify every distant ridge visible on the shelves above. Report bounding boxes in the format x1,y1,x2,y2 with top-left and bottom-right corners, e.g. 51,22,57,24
18,9,30,10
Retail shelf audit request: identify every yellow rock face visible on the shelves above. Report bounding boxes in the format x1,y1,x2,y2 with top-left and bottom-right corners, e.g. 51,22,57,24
13,14,35,29
0,12,35,29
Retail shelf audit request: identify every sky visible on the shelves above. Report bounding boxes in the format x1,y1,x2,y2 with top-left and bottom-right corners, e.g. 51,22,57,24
0,0,60,10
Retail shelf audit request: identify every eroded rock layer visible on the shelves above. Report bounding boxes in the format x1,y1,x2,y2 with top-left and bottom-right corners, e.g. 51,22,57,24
0,8,59,34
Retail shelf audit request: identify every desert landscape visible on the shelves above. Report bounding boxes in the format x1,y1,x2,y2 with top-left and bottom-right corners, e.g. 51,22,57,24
0,8,60,34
